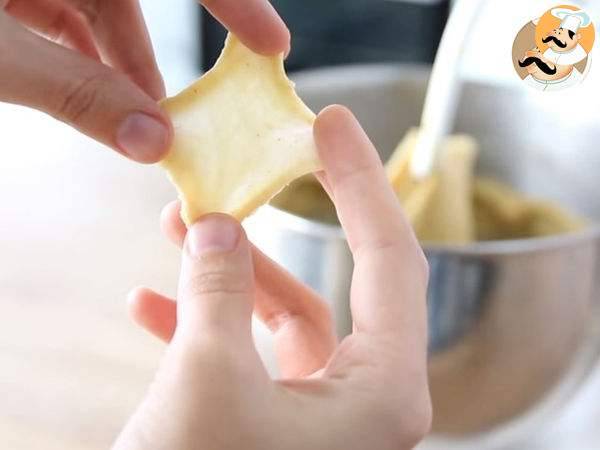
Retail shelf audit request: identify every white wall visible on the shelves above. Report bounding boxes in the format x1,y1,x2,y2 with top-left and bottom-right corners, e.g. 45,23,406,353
139,0,202,94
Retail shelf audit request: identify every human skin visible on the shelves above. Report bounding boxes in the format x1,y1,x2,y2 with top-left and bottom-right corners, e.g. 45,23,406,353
0,0,289,163
1,3,431,447
114,106,433,450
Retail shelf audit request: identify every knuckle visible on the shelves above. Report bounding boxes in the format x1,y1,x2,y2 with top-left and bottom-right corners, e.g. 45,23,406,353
357,239,428,274
395,376,433,446
74,0,99,25
355,365,432,448
185,271,249,298
169,338,243,383
354,238,402,261
261,311,298,332
54,71,113,124
367,390,432,449
400,394,433,447
335,161,379,195
43,7,75,43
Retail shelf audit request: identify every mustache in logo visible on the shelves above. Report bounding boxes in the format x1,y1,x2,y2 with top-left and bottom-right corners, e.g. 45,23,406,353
518,57,557,75
542,35,568,48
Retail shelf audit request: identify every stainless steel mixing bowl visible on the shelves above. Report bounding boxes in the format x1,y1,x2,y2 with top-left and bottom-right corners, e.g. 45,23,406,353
245,64,600,442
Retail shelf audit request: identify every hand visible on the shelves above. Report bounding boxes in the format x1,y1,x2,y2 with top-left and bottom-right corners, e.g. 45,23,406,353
115,106,431,450
0,0,289,163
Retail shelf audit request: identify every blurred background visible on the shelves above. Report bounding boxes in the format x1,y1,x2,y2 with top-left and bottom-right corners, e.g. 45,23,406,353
1,1,600,449
201,0,449,71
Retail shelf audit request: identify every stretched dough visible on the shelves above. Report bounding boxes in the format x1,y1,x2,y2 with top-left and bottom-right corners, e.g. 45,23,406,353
160,34,320,225
387,128,478,244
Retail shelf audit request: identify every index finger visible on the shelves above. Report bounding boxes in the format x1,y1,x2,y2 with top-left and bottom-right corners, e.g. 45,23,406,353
82,0,166,100
313,105,429,344
201,0,290,56
3,0,99,59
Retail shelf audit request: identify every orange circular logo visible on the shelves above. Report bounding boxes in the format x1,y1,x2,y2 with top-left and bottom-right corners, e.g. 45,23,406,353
512,5,595,92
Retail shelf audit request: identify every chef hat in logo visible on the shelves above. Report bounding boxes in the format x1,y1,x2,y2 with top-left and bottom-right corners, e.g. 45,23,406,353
551,8,592,33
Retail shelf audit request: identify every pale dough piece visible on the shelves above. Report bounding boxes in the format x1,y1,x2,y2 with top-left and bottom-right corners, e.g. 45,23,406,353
386,128,477,244
159,34,320,225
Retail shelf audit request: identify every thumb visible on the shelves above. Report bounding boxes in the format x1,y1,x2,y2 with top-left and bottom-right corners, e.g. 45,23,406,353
175,214,256,347
113,215,263,450
0,13,170,164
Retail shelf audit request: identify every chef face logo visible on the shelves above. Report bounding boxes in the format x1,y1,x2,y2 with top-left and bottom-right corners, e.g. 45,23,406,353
512,5,595,92
542,27,580,52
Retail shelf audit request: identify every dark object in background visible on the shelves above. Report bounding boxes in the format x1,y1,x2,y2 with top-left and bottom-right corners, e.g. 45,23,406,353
200,0,449,72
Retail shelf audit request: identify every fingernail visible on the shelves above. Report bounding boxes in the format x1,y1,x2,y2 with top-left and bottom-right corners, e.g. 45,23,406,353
117,112,170,163
187,215,241,258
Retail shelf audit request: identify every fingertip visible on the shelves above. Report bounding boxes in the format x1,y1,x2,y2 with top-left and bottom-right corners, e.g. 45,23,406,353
126,287,178,342
283,34,292,59
270,22,291,57
160,200,187,247
116,111,173,164
282,27,292,58
250,1,290,56
160,200,181,224
205,0,290,57
314,105,375,172
316,104,355,123
185,213,245,259
126,286,148,318
314,104,357,142
245,24,290,56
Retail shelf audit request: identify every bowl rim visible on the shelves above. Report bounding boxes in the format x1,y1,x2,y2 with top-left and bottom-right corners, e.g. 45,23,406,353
282,63,600,257
255,204,600,256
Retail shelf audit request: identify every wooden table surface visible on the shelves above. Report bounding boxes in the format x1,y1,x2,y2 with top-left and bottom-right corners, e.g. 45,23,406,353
0,104,184,449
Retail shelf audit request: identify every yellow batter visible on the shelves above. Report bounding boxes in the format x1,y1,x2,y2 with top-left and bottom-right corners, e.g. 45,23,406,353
271,128,585,244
